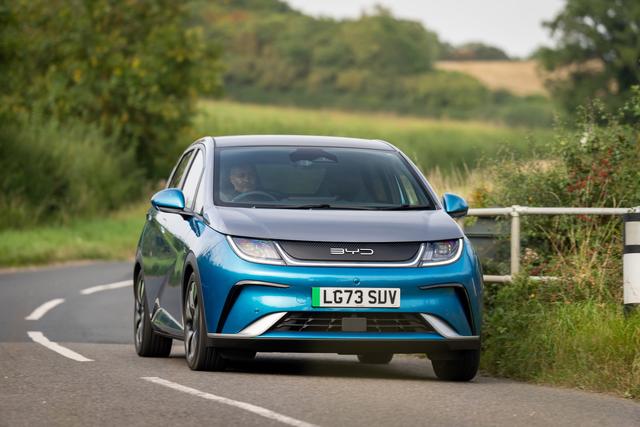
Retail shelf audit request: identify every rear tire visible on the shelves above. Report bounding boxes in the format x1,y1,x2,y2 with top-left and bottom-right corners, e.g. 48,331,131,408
134,273,172,357
184,272,225,371
357,353,393,364
430,350,480,382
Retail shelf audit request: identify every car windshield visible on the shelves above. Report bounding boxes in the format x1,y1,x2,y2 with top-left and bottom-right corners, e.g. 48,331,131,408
214,146,434,210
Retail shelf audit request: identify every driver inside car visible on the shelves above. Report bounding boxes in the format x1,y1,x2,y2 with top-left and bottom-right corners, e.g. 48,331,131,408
221,164,268,202
229,164,256,194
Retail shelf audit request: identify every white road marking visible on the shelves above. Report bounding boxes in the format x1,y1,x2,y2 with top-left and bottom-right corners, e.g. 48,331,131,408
142,376,318,427
25,298,65,320
27,331,93,362
80,280,132,295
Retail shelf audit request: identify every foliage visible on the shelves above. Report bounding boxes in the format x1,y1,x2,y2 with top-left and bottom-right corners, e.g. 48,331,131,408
211,3,439,84
0,114,143,230
440,42,510,61
3,0,221,177
479,88,640,278
538,0,640,112
196,1,553,127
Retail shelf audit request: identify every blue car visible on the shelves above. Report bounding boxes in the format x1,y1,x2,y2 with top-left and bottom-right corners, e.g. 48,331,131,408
134,135,482,381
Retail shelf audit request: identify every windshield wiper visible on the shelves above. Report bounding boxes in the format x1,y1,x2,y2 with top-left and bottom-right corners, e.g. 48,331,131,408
245,203,431,210
373,204,432,210
270,204,377,210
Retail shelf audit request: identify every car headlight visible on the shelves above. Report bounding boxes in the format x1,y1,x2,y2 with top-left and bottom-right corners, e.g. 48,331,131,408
227,236,284,265
421,239,462,266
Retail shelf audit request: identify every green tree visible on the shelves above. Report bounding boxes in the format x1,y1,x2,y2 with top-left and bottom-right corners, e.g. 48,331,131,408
539,0,640,111
340,7,439,76
4,0,221,177
442,42,510,61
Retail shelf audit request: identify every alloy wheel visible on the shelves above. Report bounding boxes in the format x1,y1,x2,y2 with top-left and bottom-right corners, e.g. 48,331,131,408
184,279,199,363
134,277,145,350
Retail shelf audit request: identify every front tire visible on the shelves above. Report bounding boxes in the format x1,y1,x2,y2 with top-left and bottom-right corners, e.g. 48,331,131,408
183,272,225,371
357,353,394,364
134,273,172,357
430,350,480,382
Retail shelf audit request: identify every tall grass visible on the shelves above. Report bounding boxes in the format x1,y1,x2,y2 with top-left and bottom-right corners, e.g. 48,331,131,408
423,166,491,201
483,278,640,398
0,114,142,230
196,100,552,174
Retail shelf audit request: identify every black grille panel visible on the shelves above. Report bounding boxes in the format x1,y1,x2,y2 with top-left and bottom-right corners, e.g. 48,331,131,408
277,241,420,262
270,312,434,333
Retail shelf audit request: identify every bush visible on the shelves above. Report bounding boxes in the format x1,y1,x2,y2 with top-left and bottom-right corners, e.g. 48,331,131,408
3,0,220,177
493,96,555,127
403,71,491,117
0,114,142,230
480,89,640,284
477,88,640,397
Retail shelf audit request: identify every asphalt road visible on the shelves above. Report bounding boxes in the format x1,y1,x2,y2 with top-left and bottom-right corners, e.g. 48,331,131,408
1,262,639,426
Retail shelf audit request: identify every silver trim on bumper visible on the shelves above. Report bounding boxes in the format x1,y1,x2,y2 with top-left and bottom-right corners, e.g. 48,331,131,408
208,311,478,342
208,312,287,338
420,313,478,340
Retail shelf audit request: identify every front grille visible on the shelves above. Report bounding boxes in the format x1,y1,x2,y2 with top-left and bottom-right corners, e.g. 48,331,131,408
270,312,434,333
277,241,420,262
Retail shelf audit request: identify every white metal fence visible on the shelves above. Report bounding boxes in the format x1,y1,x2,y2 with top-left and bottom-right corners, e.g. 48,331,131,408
466,206,640,283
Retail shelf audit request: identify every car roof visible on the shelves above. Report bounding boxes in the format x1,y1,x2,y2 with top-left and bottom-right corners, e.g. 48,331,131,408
210,135,396,151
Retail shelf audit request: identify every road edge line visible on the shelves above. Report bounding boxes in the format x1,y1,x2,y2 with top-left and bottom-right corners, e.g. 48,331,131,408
27,331,93,362
141,376,318,427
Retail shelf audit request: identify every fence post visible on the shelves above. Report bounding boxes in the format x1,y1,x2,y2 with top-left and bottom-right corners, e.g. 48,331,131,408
623,213,640,314
510,205,521,276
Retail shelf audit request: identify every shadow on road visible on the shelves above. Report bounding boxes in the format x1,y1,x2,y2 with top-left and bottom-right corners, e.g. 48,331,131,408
164,348,439,381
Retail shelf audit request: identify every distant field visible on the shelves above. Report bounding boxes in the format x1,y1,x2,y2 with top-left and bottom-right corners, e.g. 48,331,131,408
436,60,547,96
196,100,552,174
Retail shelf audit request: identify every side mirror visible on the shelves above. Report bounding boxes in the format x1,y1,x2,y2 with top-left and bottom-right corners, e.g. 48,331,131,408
442,193,468,218
151,188,185,213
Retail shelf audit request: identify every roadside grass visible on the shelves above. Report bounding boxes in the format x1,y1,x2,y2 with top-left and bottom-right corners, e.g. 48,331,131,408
482,281,640,398
423,166,490,201
0,203,147,267
196,100,552,174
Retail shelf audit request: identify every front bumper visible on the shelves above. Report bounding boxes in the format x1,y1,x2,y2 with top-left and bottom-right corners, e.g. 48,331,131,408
206,311,480,354
206,335,480,354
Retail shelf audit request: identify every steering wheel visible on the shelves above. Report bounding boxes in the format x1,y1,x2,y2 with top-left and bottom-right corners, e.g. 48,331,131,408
231,191,278,202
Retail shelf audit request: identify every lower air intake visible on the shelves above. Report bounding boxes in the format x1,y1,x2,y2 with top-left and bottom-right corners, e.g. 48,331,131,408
270,312,434,333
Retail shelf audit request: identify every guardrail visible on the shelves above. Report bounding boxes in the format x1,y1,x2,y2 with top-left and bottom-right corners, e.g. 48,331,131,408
466,206,640,283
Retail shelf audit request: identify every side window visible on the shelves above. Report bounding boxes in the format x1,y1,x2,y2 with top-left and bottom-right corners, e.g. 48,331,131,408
168,150,193,188
181,150,204,210
194,176,205,214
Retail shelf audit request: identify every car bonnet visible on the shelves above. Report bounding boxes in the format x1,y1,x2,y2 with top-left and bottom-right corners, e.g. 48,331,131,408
206,206,463,243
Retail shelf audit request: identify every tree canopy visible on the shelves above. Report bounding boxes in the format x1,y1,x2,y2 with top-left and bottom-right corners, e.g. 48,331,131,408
440,42,510,61
538,0,640,111
3,0,221,176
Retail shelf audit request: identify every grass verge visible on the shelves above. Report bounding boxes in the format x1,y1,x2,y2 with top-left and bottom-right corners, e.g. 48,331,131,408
482,279,640,398
0,203,147,268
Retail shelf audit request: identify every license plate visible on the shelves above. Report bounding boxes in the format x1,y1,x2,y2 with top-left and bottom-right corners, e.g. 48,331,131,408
311,287,400,308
